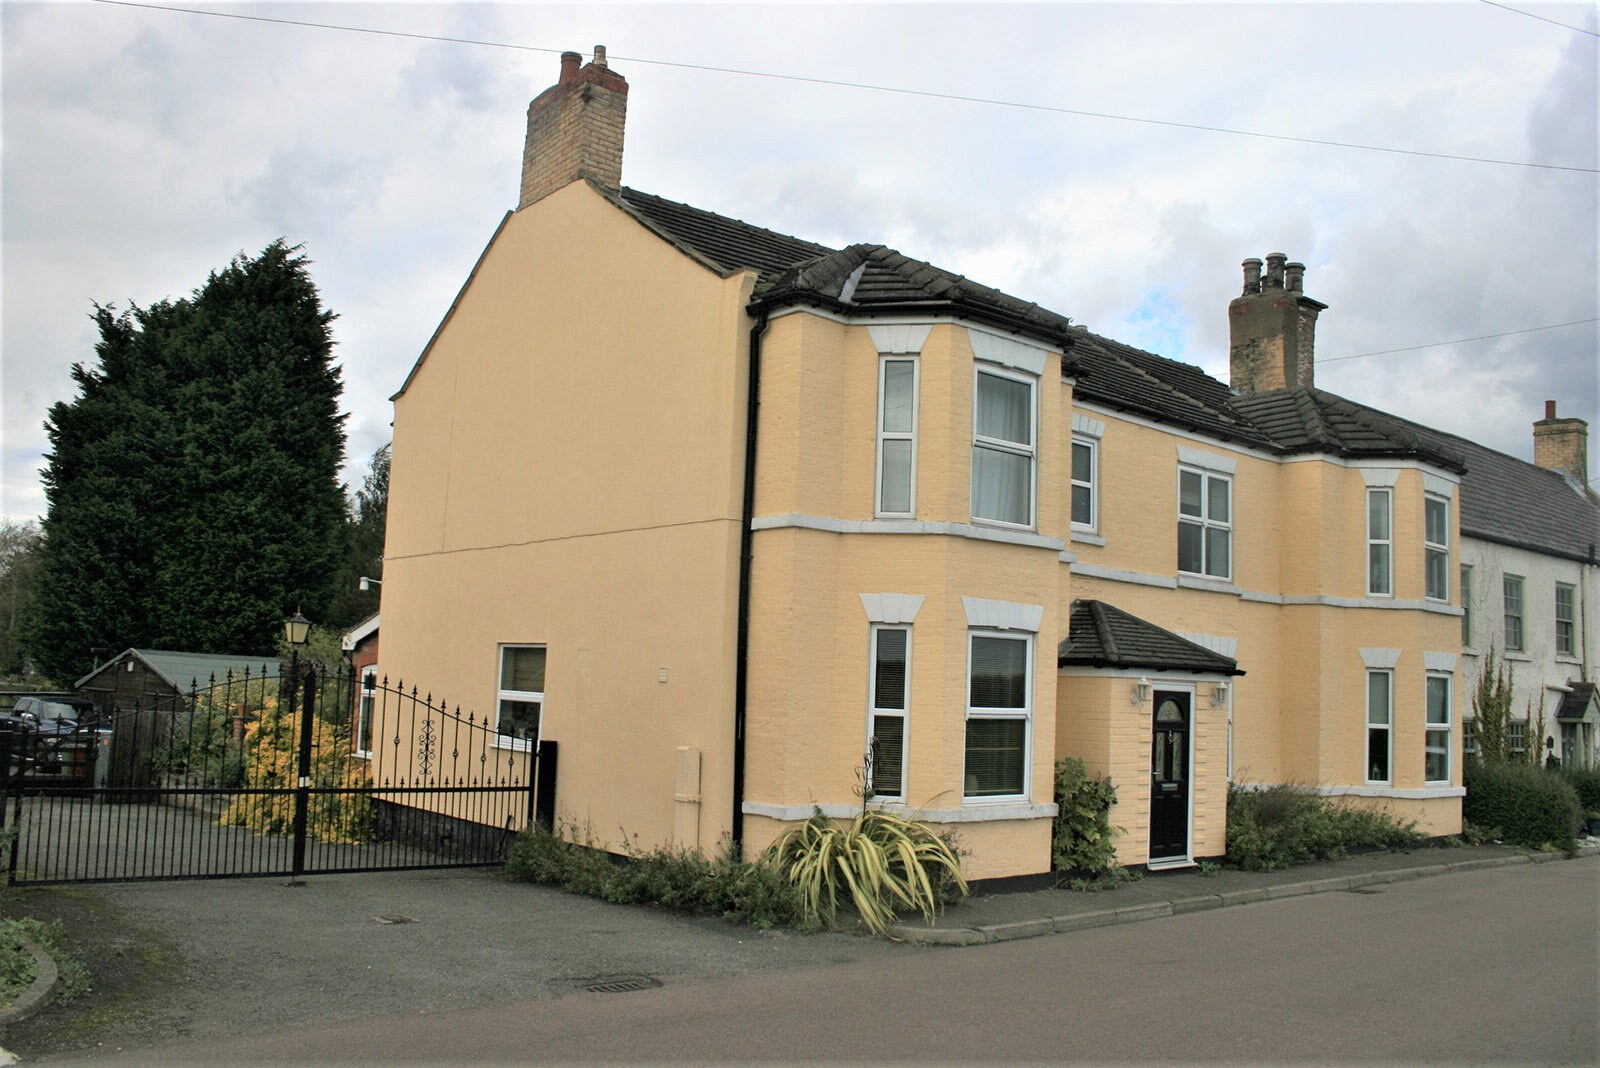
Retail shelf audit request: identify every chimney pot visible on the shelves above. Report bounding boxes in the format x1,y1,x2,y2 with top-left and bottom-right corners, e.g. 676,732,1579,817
594,45,608,67
1242,258,1263,295
1285,262,1305,293
1264,253,1287,289
1546,400,1557,419
559,51,581,83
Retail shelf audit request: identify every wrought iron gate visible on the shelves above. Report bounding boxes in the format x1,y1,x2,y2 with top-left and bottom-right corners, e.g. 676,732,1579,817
1,664,556,885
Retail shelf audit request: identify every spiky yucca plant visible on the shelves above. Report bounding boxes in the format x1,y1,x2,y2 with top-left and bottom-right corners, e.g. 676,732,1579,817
761,809,967,935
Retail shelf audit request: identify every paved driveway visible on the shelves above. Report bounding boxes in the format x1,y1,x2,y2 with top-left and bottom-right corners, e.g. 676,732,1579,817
2,866,915,1062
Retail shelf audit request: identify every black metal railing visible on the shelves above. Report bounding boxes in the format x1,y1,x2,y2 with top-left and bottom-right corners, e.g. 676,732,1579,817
2,665,555,886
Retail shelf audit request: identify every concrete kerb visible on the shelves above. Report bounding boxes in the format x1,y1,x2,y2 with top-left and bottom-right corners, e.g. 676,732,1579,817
887,850,1563,946
0,937,59,1026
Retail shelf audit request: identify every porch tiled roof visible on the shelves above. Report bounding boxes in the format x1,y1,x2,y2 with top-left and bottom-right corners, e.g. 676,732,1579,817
1555,682,1598,722
1059,600,1244,676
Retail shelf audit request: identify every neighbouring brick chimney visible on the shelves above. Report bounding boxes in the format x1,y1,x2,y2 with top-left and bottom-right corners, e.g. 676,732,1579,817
1533,400,1589,485
1228,253,1328,393
519,46,628,209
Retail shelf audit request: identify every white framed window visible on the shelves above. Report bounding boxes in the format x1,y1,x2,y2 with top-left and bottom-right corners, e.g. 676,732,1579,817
1503,575,1525,652
1425,673,1451,784
1460,565,1473,646
1366,669,1392,784
964,631,1032,799
1177,467,1231,579
867,624,909,801
971,366,1036,528
1463,717,1479,758
1367,488,1392,596
876,357,918,517
355,665,377,758
1071,436,1097,531
1424,495,1449,601
496,644,545,749
1556,583,1575,657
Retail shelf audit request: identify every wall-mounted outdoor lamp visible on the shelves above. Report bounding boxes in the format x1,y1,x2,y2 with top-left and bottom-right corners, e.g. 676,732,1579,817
1212,682,1230,707
358,576,382,591
1130,677,1151,704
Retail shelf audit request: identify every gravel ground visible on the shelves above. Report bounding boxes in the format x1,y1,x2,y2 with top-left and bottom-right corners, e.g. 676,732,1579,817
0,866,916,1062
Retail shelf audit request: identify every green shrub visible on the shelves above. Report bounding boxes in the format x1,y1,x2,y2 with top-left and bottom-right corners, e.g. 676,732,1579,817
1051,758,1122,878
504,824,810,930
1463,762,1581,850
762,809,967,935
1559,767,1600,815
1225,784,1420,871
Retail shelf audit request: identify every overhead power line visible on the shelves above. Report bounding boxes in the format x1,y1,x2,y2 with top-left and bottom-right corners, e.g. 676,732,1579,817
90,0,1597,175
1320,318,1599,363
1477,0,1600,37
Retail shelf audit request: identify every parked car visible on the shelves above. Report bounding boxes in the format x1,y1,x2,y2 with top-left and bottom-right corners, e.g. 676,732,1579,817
5,696,103,777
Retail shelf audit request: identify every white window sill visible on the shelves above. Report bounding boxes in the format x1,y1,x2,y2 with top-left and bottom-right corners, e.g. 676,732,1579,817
742,800,1058,823
1177,574,1242,595
1503,652,1532,663
1070,530,1106,546
492,738,535,753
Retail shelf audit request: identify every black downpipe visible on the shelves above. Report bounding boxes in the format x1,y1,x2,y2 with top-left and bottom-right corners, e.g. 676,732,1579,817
732,311,770,850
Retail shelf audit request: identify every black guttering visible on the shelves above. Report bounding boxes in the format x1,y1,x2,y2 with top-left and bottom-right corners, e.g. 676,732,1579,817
731,310,770,849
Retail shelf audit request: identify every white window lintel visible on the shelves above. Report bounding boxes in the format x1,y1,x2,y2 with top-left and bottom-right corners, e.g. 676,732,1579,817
1360,647,1402,669
867,323,933,355
859,593,926,625
962,596,1044,633
1177,445,1237,475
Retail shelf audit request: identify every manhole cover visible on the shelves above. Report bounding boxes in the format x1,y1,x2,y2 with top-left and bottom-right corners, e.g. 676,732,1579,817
580,975,662,994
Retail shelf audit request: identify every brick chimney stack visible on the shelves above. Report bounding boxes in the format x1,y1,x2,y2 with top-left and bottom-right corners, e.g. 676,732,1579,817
1228,253,1328,394
1533,400,1589,485
519,46,628,210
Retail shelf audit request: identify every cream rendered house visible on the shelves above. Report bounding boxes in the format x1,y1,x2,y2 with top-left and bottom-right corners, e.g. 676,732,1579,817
379,50,1477,881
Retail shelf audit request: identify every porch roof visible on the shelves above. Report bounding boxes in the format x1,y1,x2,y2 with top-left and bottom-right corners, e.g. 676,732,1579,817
1555,682,1598,722
1059,600,1244,676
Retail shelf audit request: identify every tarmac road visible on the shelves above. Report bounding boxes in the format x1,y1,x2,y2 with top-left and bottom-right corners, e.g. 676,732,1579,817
25,857,1598,1067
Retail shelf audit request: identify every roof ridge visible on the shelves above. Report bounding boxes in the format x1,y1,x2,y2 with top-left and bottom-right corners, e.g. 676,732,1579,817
617,187,833,256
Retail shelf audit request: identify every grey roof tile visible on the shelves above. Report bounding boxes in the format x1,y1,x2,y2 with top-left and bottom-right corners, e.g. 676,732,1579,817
1059,600,1244,675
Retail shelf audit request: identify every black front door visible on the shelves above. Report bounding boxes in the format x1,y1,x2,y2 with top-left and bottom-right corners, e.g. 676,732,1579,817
1149,691,1191,861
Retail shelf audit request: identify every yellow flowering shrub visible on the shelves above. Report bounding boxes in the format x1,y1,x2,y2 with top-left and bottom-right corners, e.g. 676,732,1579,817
220,695,375,844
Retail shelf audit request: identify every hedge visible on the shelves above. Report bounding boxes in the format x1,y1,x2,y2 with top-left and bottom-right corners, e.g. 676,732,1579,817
1560,767,1600,815
1463,761,1581,850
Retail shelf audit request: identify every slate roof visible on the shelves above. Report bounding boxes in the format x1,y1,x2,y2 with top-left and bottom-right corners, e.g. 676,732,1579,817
77,649,279,693
1555,683,1598,722
1409,423,1598,563
1058,600,1244,675
610,185,1468,472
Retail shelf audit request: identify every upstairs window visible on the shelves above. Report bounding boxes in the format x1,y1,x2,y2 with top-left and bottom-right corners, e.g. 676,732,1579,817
1424,496,1449,601
971,368,1036,528
497,645,545,749
1070,438,1097,530
1503,575,1525,652
867,625,909,801
876,357,918,517
1177,468,1231,579
1461,565,1473,646
1367,488,1392,596
1556,583,1575,657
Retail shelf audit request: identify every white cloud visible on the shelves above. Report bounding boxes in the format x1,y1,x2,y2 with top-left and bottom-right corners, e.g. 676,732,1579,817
3,1,1596,523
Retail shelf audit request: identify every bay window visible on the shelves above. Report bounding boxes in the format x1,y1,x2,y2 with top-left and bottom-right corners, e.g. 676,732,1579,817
971,367,1035,528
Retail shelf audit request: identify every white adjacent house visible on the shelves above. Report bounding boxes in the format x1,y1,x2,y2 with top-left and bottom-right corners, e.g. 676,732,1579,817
1416,403,1599,768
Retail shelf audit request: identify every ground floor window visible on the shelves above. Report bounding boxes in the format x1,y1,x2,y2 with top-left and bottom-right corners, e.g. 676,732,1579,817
355,665,377,757
497,644,545,748
964,631,1031,798
1508,719,1528,758
1366,669,1392,783
868,624,909,800
1425,674,1450,784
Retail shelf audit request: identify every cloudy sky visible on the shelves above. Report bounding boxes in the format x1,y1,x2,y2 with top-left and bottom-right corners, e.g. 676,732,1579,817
3,1,1596,523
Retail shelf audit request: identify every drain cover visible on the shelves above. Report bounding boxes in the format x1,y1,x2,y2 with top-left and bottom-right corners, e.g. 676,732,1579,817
1345,887,1383,895
374,914,418,924
581,975,662,994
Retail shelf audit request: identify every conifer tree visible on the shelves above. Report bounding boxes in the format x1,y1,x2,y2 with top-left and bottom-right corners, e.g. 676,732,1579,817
25,241,346,682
